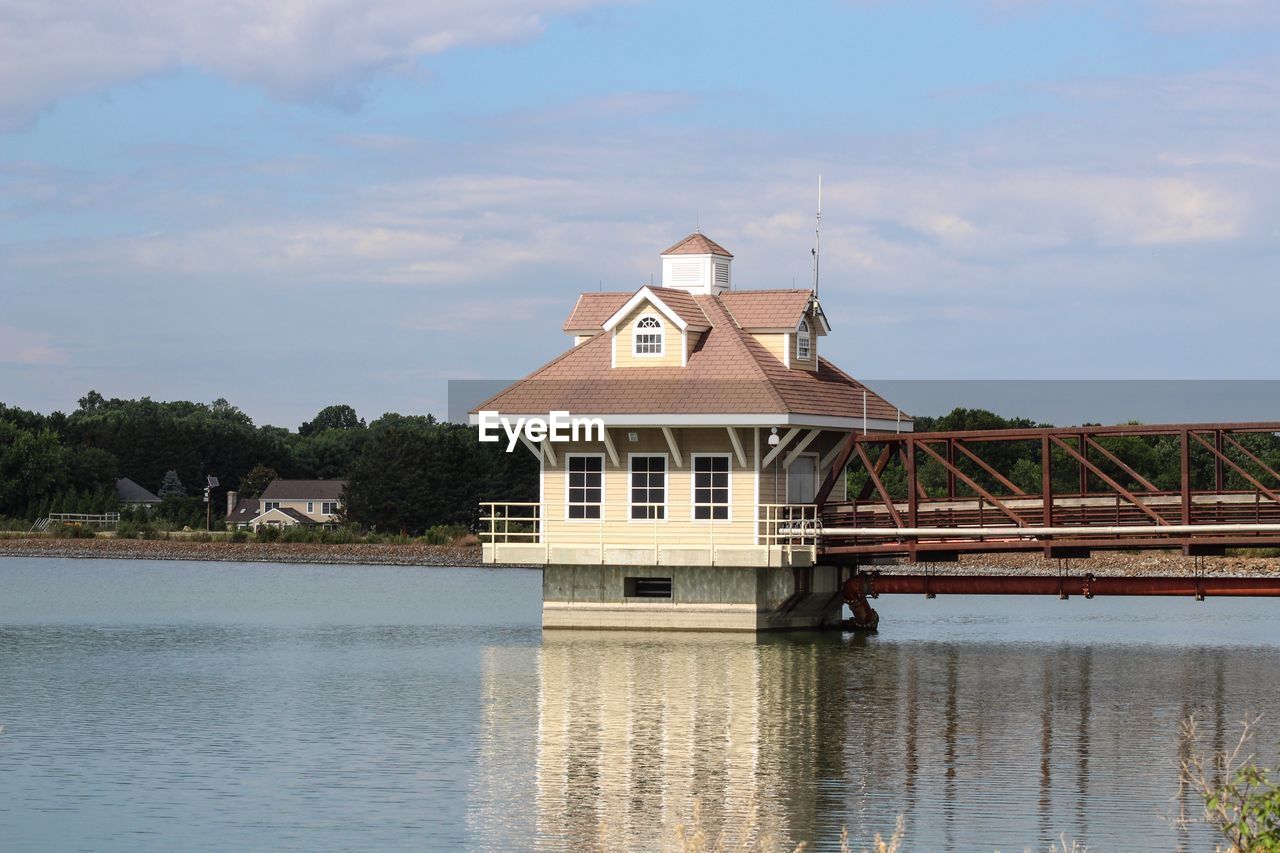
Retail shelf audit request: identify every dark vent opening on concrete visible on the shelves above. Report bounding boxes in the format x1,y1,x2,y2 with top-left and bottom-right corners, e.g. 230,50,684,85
625,577,673,598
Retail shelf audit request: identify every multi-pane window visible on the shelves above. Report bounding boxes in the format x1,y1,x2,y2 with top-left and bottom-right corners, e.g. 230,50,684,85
634,316,663,356
321,501,338,515
692,455,731,520
796,318,811,361
567,455,604,519
307,501,314,513
629,455,666,519
264,501,279,511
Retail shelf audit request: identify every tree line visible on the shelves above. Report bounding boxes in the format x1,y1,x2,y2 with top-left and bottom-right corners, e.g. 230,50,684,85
0,393,536,534
7,397,1278,532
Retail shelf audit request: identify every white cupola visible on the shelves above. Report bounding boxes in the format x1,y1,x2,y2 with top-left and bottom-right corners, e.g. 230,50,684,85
659,232,733,295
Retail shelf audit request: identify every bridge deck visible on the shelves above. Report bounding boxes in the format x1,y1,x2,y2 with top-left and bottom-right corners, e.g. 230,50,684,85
813,421,1280,562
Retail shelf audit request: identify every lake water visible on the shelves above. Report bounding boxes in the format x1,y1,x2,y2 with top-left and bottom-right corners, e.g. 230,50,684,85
2,558,1278,851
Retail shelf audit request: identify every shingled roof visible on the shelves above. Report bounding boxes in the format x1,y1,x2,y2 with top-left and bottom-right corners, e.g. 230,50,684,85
260,479,346,501
226,497,260,525
719,290,815,330
661,233,733,257
479,287,908,423
563,292,631,331
116,477,161,504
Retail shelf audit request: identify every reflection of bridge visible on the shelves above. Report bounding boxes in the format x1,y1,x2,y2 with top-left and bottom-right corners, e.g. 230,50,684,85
468,630,1266,849
809,422,1280,606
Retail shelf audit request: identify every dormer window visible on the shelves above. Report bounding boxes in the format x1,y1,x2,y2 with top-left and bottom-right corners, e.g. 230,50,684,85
796,318,811,361
634,315,664,356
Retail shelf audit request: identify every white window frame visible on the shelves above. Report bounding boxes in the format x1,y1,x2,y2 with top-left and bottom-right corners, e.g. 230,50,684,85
565,453,606,522
627,453,668,522
690,452,733,522
796,318,811,361
322,501,338,515
632,314,664,357
307,501,314,514
264,501,279,511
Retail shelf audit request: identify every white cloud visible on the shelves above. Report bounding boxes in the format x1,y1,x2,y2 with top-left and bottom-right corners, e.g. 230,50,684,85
0,0,622,128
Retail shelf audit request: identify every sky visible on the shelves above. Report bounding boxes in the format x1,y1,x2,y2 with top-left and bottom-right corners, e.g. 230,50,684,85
1,0,1279,429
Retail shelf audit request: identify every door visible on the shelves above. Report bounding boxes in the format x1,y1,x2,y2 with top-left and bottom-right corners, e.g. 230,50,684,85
787,454,817,503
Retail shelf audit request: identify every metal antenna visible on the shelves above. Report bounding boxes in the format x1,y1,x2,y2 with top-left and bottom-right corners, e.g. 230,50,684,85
812,174,822,297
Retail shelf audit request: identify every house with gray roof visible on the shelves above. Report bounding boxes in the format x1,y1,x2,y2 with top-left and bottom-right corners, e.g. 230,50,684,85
224,479,345,530
116,478,161,511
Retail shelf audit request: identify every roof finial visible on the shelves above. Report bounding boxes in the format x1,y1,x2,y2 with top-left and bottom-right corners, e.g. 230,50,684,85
695,211,700,234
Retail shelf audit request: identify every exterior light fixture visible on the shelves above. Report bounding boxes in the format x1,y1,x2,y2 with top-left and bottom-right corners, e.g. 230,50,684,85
768,427,780,447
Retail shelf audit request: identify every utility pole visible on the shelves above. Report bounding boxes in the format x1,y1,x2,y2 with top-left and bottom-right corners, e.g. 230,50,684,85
204,475,219,532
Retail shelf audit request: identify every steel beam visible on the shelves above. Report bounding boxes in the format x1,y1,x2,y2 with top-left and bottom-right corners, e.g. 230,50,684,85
847,573,1280,598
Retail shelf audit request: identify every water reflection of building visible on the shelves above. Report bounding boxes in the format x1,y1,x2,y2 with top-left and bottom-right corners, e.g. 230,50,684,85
535,632,845,851
472,625,1272,851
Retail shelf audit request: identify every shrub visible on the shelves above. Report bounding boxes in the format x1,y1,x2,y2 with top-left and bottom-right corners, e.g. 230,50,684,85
255,525,280,543
323,526,359,545
420,524,469,545
229,528,248,543
49,522,96,539
280,525,321,543
1183,714,1280,851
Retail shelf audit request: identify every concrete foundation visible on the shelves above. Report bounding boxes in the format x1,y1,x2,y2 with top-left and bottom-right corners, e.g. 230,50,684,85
542,563,847,632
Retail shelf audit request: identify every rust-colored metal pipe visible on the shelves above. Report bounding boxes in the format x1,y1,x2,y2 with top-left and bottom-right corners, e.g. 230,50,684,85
843,573,1280,600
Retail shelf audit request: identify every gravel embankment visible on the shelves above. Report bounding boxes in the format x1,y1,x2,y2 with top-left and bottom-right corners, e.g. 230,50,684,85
902,550,1280,577
2,536,1277,576
0,536,489,567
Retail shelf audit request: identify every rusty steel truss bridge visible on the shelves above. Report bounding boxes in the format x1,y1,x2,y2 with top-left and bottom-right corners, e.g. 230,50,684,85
807,421,1280,607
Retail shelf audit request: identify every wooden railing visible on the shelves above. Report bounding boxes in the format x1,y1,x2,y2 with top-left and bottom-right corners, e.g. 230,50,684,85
43,512,121,528
758,503,820,556
479,501,818,564
479,502,541,544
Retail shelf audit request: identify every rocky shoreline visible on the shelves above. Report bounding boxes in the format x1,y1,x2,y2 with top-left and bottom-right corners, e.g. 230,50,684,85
0,536,493,567
914,550,1280,578
2,536,1278,576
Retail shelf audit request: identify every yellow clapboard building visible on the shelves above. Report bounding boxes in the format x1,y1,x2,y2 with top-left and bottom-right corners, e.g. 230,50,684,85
472,233,910,630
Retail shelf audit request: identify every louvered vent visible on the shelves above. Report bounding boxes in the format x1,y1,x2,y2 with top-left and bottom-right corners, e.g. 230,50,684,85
714,262,729,285
671,261,700,283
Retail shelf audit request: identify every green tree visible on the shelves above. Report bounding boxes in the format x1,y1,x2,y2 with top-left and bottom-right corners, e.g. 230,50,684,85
343,423,535,534
158,469,187,499
299,404,363,437
239,465,278,498
294,428,368,480
0,420,65,517
64,446,119,494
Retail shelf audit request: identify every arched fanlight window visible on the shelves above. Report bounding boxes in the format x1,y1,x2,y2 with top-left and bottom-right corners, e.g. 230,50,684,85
634,315,664,356
796,318,811,361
